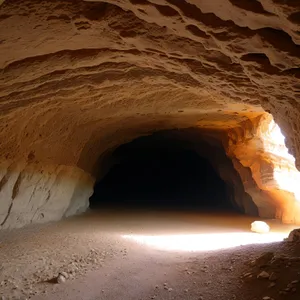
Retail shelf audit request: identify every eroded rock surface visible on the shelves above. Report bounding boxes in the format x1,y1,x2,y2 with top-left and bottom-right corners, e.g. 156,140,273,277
226,115,300,223
0,160,93,229
0,0,300,227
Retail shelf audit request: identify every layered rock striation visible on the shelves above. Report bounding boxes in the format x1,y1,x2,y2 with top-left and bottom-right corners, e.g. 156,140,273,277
226,115,300,224
0,0,300,228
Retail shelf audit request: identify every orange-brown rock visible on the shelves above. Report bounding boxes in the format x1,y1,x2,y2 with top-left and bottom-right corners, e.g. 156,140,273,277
226,115,300,224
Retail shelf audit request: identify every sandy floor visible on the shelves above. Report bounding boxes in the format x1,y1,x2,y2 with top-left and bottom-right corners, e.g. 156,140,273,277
0,208,299,300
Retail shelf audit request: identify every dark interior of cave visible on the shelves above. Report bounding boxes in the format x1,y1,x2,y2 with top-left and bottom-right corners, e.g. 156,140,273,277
90,132,239,212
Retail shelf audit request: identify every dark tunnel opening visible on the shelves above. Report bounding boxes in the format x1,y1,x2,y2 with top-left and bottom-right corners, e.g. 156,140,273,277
89,130,243,213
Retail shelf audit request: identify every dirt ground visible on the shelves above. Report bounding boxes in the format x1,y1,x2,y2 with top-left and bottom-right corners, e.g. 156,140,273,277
0,208,299,300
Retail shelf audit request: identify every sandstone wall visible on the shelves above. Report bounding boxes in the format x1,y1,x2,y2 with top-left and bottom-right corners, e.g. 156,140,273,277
226,115,300,224
210,155,258,217
1,0,300,228
0,160,94,229
1,0,300,172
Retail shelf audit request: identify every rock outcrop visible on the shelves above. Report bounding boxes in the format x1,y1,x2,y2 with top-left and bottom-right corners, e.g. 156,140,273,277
0,0,300,228
0,160,94,229
226,115,300,223
286,228,300,242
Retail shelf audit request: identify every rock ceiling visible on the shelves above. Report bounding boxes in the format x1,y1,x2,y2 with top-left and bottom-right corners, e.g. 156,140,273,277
0,0,299,169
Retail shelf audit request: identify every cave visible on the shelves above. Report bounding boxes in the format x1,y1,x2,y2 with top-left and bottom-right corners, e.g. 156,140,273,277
1,0,300,228
89,130,240,212
1,0,300,298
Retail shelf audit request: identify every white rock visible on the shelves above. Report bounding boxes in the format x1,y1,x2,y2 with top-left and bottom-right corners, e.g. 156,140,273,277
251,221,270,233
243,272,252,278
56,274,66,284
257,271,270,279
60,272,69,279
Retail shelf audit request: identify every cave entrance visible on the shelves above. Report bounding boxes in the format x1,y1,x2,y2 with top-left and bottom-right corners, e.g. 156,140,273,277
89,130,241,213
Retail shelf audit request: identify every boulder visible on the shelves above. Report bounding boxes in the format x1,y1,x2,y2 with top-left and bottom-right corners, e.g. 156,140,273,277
251,221,270,234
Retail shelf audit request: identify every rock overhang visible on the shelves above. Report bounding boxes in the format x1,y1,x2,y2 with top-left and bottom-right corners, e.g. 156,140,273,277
0,0,300,228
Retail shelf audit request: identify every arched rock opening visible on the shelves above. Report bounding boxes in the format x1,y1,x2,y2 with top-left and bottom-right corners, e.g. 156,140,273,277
89,129,253,214
1,0,300,229
1,113,300,228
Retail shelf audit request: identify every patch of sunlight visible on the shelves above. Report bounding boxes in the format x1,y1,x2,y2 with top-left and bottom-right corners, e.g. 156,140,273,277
122,231,287,252
268,120,286,146
266,118,300,201
265,119,294,161
273,166,300,201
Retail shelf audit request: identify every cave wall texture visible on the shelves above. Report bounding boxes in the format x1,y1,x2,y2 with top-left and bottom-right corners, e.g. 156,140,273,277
0,0,300,228
226,115,300,224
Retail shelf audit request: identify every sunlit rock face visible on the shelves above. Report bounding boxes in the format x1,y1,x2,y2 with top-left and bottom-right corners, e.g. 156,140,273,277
226,115,300,224
0,0,300,228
